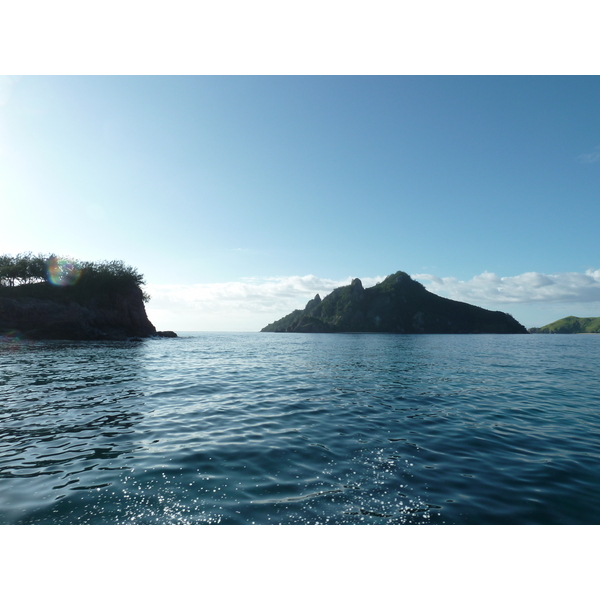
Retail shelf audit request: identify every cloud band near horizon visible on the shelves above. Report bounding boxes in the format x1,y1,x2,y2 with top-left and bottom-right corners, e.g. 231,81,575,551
144,268,600,331
413,269,600,305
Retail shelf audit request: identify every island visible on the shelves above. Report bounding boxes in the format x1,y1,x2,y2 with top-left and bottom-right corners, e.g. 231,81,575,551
0,253,176,341
528,316,600,334
261,271,528,334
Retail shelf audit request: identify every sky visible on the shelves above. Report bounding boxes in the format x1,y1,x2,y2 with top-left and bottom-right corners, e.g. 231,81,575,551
1,2,595,586
1,75,600,330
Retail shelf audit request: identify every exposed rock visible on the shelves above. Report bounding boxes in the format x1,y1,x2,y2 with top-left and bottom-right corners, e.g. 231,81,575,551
0,283,159,341
304,294,321,312
157,330,178,338
261,270,528,334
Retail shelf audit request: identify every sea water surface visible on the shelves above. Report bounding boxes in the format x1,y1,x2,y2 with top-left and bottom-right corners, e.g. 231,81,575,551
1,332,599,525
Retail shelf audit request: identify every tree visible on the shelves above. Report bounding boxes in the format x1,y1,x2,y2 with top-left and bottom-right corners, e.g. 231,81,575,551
0,253,150,302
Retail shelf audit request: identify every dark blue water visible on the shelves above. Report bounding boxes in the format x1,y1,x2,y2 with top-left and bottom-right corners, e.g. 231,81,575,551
1,332,599,524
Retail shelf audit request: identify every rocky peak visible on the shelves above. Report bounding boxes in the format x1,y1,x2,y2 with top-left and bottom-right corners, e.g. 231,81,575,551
304,293,322,313
261,268,528,334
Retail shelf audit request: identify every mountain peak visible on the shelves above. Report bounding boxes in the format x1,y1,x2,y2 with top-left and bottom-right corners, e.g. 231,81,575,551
261,269,527,334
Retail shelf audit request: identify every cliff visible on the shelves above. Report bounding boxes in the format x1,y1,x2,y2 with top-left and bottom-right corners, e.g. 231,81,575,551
261,271,528,334
0,281,163,341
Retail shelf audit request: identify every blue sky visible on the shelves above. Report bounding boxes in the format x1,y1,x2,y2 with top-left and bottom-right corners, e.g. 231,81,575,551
2,75,600,330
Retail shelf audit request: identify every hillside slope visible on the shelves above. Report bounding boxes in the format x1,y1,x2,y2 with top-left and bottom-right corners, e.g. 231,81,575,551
529,316,600,334
262,271,528,334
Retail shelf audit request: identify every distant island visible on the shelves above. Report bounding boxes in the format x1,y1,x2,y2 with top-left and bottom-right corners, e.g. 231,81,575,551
261,271,528,334
528,316,600,334
0,252,176,341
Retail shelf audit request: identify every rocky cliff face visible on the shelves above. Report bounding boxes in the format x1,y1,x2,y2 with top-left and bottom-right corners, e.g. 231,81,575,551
261,271,528,334
0,283,159,341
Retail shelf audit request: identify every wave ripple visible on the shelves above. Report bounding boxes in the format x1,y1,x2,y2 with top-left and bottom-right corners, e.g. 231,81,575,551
1,333,600,524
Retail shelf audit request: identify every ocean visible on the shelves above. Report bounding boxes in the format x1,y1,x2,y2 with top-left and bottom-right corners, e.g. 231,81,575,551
1,332,599,525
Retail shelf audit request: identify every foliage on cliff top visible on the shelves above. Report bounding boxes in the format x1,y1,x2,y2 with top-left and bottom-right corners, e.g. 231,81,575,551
0,253,150,303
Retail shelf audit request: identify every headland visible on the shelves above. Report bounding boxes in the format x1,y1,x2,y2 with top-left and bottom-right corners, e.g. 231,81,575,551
262,271,528,334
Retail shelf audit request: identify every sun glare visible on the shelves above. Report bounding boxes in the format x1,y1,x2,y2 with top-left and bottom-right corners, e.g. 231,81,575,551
46,256,82,286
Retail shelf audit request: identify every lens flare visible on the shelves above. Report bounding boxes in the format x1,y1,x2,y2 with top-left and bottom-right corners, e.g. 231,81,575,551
47,257,82,286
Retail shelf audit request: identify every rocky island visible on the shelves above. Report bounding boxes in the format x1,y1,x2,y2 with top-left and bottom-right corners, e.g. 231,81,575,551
262,271,528,334
0,253,176,341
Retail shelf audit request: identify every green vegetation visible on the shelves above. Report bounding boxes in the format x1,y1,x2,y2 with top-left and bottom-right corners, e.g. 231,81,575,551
529,316,600,334
0,253,150,304
0,252,47,286
1,253,159,340
262,271,528,334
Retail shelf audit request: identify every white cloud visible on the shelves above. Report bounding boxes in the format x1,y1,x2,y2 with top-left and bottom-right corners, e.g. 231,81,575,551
145,269,600,331
145,274,385,331
576,145,600,164
413,269,600,305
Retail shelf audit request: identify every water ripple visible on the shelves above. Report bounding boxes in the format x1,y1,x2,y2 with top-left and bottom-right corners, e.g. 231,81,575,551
1,333,600,524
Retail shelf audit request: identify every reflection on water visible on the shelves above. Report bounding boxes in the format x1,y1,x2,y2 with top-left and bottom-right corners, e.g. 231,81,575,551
1,333,600,524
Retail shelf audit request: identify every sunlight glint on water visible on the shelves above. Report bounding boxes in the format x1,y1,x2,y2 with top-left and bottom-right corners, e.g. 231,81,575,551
1,333,599,524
